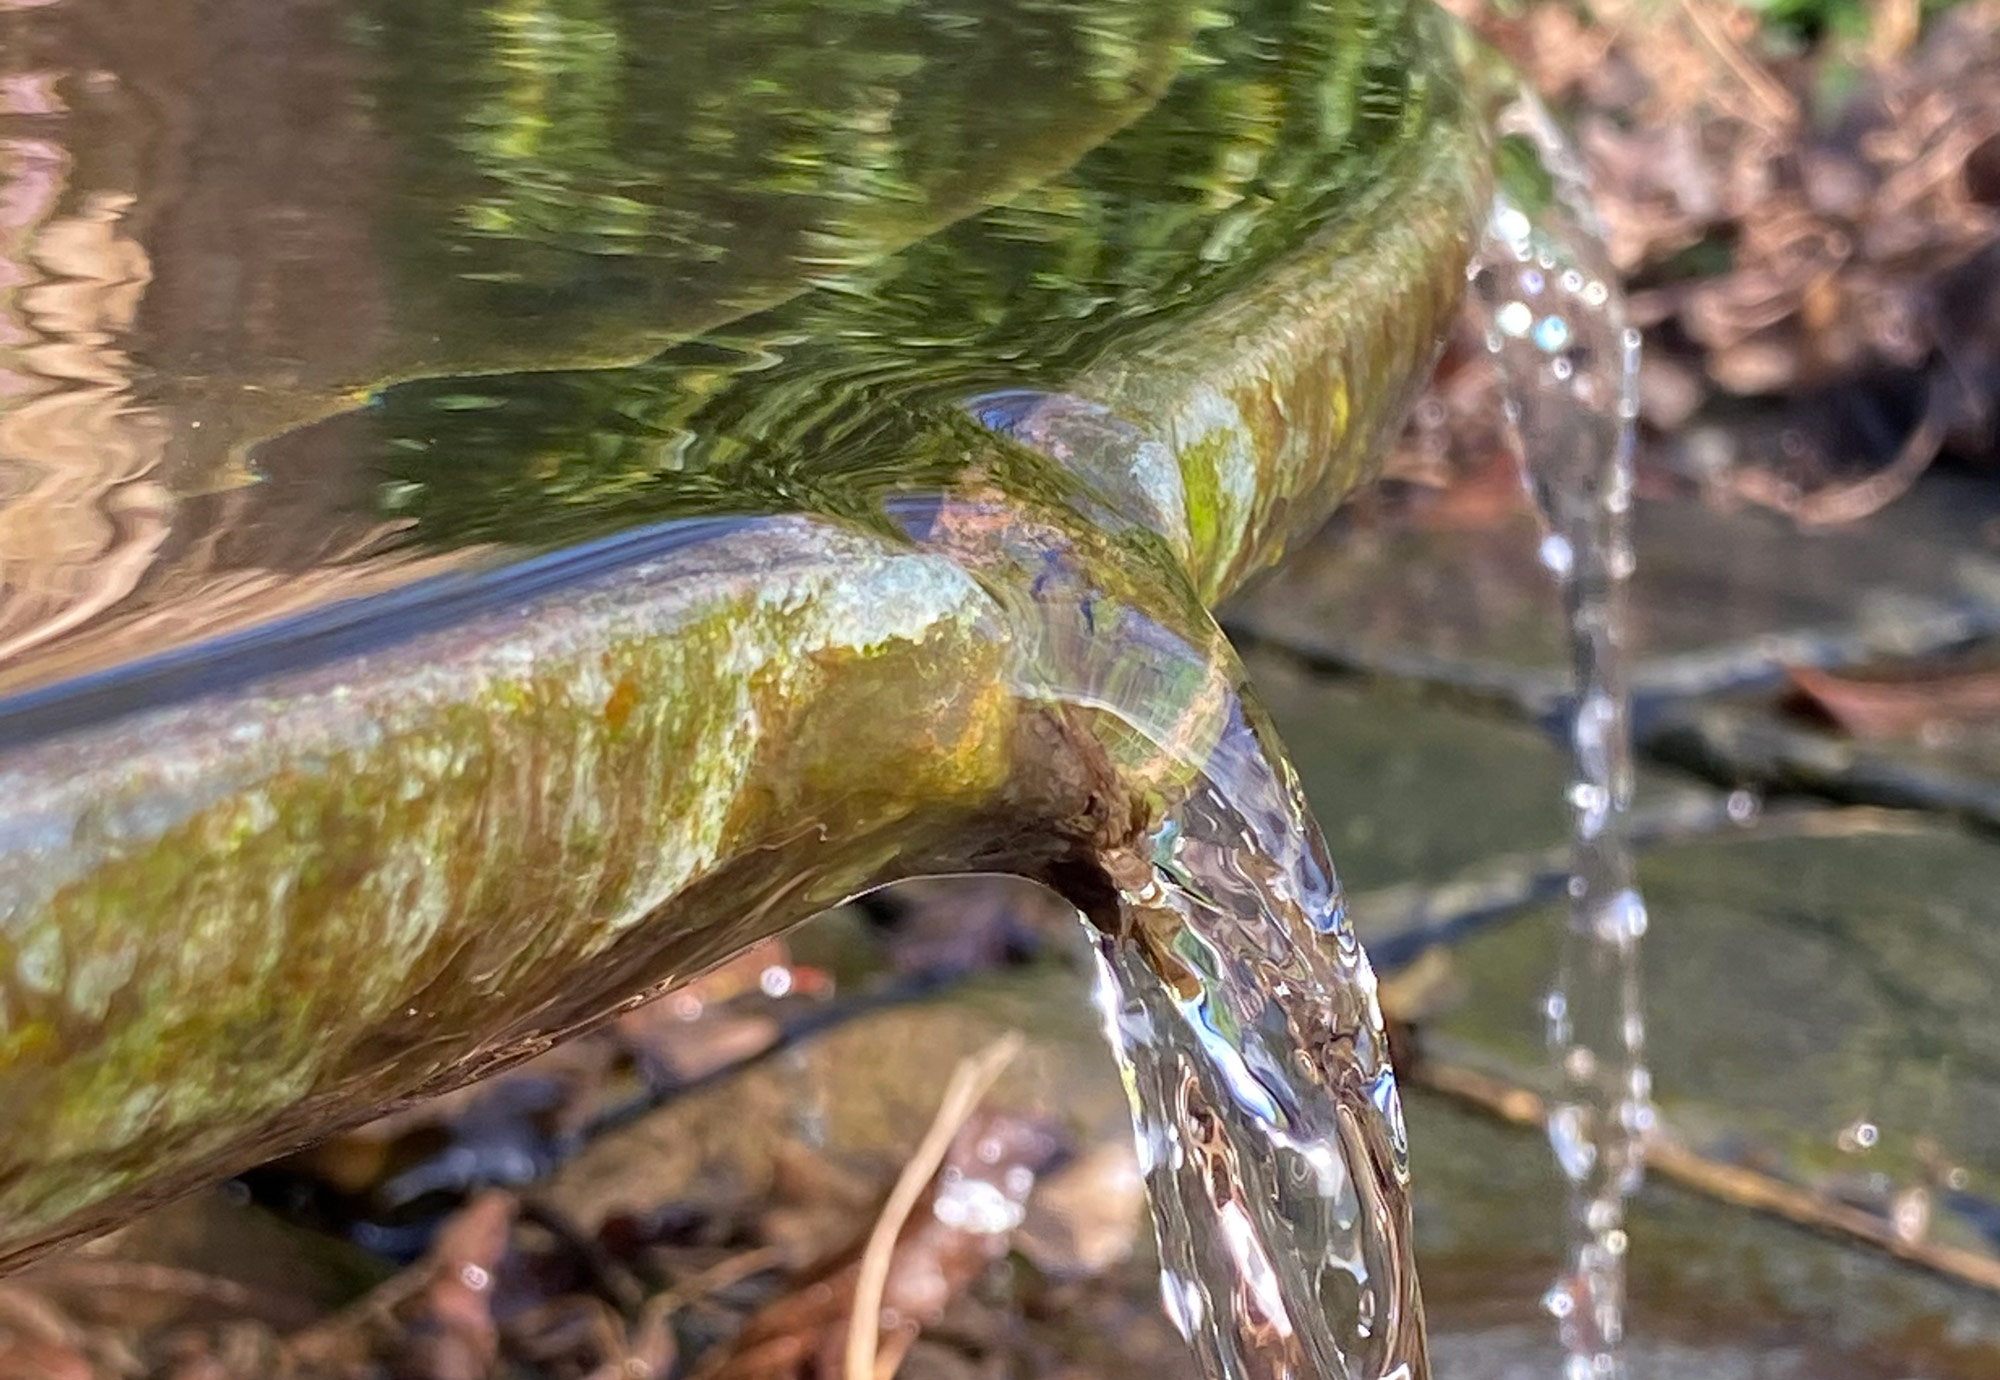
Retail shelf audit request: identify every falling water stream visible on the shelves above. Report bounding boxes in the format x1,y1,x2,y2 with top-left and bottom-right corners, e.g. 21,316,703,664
1036,86,1647,1380
1473,92,1652,1380
1070,661,1424,1380
1086,707,1423,1380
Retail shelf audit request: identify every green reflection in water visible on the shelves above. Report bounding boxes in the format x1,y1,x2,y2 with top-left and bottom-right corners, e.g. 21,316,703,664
365,0,1197,374
351,0,1458,548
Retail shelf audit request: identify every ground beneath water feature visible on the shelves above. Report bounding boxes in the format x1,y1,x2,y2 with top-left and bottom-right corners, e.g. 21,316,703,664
10,466,2000,1378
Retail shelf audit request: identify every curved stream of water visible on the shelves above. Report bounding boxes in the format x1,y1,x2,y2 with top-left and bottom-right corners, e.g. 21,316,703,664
1054,84,1645,1380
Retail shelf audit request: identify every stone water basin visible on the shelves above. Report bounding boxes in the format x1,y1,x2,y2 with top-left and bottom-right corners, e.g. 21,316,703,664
0,0,1486,1282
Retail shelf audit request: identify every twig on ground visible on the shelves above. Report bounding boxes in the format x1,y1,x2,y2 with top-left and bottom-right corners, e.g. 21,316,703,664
845,1032,1023,1380
1412,1058,2000,1294
654,1246,789,1319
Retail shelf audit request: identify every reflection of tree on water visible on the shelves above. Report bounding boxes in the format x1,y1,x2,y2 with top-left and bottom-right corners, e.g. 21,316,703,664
0,0,1196,688
0,0,420,685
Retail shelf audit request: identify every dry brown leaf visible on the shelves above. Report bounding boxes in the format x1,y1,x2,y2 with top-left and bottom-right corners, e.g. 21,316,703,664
1787,663,2000,739
0,1286,93,1380
0,1337,93,1380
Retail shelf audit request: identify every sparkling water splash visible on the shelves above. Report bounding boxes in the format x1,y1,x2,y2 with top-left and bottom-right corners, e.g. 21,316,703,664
1085,691,1426,1380
1471,94,1652,1377
937,398,1429,1380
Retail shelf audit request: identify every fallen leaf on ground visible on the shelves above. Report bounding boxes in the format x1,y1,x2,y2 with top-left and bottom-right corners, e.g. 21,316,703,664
1787,662,2000,739
0,1288,92,1380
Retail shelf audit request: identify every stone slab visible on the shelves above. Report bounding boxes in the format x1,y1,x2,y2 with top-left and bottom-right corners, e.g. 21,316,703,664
1228,475,2000,715
1428,816,2000,1267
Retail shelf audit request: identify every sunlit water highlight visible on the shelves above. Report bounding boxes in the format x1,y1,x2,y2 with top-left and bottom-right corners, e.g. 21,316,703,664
1473,91,1652,1379
1084,687,1425,1380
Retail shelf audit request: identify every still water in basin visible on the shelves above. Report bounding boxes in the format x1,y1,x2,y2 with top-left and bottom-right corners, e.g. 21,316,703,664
0,0,1460,693
2,3,1647,1379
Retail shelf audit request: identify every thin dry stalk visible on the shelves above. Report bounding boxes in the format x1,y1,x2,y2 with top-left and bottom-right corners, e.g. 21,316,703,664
1414,1058,2000,1295
844,1032,1023,1380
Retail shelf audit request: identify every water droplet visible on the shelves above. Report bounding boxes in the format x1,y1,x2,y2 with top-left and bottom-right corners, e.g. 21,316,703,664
1837,1119,1881,1153
1594,889,1647,945
1550,1104,1598,1182
1533,315,1572,352
1543,1283,1577,1318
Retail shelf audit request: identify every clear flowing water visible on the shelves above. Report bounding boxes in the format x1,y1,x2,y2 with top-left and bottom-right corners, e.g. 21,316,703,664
1086,725,1425,1380
1005,85,1647,1380
1057,629,1426,1380
1472,93,1652,1378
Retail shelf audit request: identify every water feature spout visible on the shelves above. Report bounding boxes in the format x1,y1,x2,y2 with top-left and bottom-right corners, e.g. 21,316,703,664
0,1,1492,1296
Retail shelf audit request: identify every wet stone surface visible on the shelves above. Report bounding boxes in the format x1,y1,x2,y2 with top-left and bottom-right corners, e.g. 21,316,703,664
1408,1089,2000,1380
1227,475,2000,715
1647,665,2000,834
1243,645,1722,960
1426,818,2000,1248
1243,649,1576,895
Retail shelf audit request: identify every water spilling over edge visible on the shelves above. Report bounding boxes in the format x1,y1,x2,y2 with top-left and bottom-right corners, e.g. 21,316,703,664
1085,707,1426,1380
927,487,1430,1380
1071,645,1426,1380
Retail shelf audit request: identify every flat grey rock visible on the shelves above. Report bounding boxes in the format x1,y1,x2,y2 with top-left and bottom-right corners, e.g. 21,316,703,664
1244,647,1723,962
1228,475,2000,714
1411,1089,2000,1379
1427,814,2000,1270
